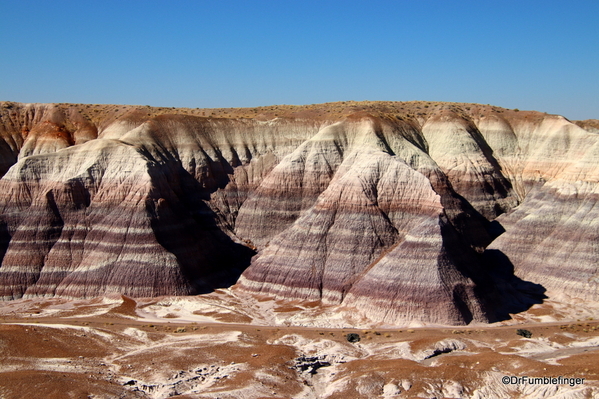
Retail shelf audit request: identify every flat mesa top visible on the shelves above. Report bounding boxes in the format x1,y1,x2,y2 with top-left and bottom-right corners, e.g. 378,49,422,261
5,100,590,124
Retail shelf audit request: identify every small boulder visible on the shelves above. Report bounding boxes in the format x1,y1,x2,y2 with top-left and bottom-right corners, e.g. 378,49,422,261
346,333,361,343
516,329,532,338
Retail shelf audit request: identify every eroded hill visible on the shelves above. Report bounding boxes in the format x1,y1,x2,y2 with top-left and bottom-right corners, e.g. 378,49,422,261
0,100,597,326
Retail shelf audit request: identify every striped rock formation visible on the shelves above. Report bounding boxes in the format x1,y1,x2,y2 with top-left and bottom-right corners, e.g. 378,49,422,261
0,101,596,325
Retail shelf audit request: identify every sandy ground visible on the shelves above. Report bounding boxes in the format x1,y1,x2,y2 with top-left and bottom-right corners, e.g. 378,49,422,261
0,291,598,399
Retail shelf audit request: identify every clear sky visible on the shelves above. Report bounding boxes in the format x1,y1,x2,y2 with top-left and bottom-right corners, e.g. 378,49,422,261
1,0,597,120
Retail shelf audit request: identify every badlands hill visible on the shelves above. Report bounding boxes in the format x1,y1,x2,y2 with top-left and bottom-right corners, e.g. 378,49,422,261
0,100,597,326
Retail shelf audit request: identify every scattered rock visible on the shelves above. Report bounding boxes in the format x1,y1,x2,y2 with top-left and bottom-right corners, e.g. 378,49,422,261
420,339,466,360
346,333,361,343
293,355,332,374
516,329,532,338
383,382,401,396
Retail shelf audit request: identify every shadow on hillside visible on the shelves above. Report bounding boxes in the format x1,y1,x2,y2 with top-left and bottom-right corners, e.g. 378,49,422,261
437,183,545,323
483,249,547,322
0,221,10,267
146,155,255,295
487,220,506,240
438,216,545,325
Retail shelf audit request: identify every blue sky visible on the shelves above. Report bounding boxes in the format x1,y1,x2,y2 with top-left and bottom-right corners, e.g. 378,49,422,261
1,0,598,120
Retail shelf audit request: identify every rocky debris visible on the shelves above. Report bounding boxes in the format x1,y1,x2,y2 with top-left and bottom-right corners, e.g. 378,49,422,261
418,339,467,361
120,364,239,397
292,355,336,375
345,333,361,343
383,382,402,396
516,328,533,338
355,373,386,396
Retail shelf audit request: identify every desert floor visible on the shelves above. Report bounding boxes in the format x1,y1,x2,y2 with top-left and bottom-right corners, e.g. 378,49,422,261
1,291,598,399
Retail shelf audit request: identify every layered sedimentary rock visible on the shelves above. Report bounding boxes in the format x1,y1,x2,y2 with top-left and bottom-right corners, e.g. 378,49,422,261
0,100,596,325
0,104,322,299
236,117,500,325
482,115,599,302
